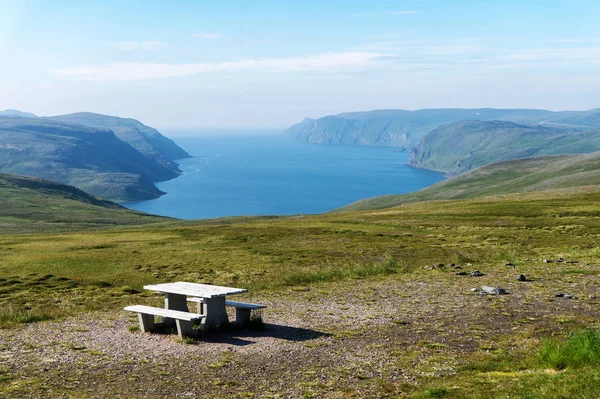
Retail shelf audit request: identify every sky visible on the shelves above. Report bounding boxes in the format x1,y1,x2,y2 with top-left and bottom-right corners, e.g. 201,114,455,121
1,0,600,130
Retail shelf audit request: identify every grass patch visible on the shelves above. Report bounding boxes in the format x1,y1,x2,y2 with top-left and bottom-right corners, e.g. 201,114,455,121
538,328,600,370
277,254,406,287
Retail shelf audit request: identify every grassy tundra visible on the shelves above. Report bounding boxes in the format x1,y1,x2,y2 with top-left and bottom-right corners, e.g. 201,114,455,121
1,185,600,397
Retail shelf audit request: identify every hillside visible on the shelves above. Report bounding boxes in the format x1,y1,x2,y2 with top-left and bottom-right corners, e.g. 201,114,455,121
408,120,600,175
49,112,191,171
0,109,38,118
285,108,600,148
3,187,600,398
341,151,600,211
0,117,179,201
0,172,168,233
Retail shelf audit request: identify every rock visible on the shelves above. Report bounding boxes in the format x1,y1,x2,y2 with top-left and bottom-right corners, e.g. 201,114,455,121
456,271,467,276
543,259,553,263
423,264,436,270
517,274,527,281
449,263,455,267
453,265,462,269
566,260,579,264
470,270,485,277
505,263,515,267
481,286,508,295
557,258,565,263
554,293,574,298
589,295,597,300
471,288,479,292
466,263,473,267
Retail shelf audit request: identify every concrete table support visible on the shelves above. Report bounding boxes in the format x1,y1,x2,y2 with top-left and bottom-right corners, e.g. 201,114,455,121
201,297,229,330
164,293,189,326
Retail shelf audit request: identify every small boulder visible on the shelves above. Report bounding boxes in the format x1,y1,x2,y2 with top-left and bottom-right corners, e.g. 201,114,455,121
554,293,574,299
543,259,553,263
456,271,467,276
481,286,508,295
471,288,479,292
470,270,485,277
505,263,515,267
516,274,527,282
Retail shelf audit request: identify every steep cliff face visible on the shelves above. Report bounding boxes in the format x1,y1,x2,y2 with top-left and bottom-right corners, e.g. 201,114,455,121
285,108,600,149
0,117,174,201
50,112,191,172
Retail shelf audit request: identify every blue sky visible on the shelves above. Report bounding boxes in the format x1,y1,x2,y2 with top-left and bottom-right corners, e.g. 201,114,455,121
1,0,600,129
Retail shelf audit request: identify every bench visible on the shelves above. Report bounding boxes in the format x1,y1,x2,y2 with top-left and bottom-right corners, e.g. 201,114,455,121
187,297,266,327
124,305,204,338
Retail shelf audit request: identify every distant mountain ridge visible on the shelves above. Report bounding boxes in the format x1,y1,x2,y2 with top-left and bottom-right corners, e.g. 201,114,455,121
408,120,600,175
0,109,38,118
286,108,600,148
0,111,190,202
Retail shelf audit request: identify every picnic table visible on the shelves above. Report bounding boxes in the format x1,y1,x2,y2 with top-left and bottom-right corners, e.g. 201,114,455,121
144,281,247,330
124,282,266,338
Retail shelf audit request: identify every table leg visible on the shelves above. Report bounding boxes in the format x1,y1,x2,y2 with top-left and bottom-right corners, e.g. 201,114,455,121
163,293,189,326
201,297,229,331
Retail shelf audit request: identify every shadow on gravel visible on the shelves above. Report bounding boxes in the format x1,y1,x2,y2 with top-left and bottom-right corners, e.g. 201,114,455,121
199,323,331,346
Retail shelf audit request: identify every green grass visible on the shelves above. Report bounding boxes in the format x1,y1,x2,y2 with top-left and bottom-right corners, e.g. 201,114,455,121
341,151,600,212
0,172,170,234
2,187,600,396
538,329,600,370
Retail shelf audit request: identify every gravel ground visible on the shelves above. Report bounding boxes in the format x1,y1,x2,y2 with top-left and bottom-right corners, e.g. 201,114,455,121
1,270,599,398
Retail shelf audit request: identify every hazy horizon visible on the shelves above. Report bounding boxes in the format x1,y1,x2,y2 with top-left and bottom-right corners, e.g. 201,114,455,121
2,0,600,129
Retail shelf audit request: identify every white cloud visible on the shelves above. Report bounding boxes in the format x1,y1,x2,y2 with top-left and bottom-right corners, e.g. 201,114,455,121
108,41,168,51
52,52,387,81
195,33,226,39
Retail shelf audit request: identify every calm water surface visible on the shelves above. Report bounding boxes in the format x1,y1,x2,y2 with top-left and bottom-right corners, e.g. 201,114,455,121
126,134,444,219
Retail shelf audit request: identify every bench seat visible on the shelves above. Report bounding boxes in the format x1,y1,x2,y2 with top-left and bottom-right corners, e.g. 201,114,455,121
187,297,267,309
124,305,204,338
187,297,266,327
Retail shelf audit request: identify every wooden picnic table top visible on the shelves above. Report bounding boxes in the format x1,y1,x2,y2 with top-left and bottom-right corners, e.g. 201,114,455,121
143,281,247,299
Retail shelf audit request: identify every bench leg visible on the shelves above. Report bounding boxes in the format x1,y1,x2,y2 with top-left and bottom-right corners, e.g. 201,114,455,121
195,302,206,315
201,297,229,331
164,293,189,327
138,313,155,333
176,320,193,339
236,308,251,329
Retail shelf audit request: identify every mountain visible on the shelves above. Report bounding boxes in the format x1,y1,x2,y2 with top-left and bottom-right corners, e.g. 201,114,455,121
0,117,180,201
0,109,38,118
49,112,191,171
340,151,600,212
285,108,600,148
0,172,168,233
408,120,600,175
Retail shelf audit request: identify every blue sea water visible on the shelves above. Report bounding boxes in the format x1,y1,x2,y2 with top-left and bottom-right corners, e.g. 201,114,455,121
125,134,444,220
